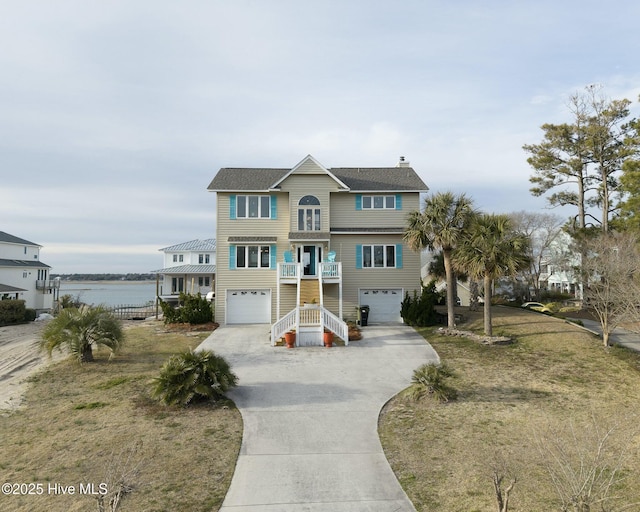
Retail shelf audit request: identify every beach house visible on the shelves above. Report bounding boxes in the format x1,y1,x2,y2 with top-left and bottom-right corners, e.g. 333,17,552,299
0,231,57,312
154,239,216,302
207,155,428,345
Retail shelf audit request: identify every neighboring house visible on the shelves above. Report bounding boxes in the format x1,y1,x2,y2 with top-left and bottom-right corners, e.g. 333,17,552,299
154,239,216,302
207,154,428,346
0,231,58,312
420,252,471,306
538,232,581,298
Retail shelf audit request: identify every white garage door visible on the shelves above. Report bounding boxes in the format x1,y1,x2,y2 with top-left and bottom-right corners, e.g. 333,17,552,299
359,288,403,324
226,289,271,324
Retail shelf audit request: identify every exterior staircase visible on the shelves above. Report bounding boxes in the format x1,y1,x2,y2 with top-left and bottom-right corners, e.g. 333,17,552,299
299,279,320,305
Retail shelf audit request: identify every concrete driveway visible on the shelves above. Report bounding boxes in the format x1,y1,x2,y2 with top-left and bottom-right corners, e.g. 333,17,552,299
197,324,439,512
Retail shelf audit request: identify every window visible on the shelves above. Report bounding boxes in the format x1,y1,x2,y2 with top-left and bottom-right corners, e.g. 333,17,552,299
198,277,211,287
362,245,397,268
172,254,177,262
362,195,395,209
236,245,271,268
198,254,211,264
298,195,321,231
179,254,184,262
237,195,271,218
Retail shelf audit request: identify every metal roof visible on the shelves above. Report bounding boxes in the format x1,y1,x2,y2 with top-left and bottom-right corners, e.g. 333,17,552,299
0,258,51,269
0,283,27,293
152,264,216,274
159,239,216,252
0,231,40,246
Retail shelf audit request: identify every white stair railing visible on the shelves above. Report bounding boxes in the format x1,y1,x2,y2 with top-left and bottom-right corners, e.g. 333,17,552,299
271,308,298,346
321,307,349,346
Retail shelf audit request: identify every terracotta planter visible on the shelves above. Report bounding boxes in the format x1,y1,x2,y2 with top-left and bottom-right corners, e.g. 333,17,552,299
323,331,334,348
284,331,296,349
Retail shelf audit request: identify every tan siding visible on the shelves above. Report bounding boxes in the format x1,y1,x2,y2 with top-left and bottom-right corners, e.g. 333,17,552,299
215,192,289,324
331,233,422,322
279,174,340,232
330,193,420,229
294,160,325,174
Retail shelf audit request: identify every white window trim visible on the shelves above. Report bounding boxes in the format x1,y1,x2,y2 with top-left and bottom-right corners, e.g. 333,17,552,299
362,195,396,209
362,244,396,268
236,195,272,219
236,245,271,269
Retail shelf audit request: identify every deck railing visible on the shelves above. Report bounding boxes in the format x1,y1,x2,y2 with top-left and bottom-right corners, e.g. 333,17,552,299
320,261,341,279
321,307,349,345
271,308,298,345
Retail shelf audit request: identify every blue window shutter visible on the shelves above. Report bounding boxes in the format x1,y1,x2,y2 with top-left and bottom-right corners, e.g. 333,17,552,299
270,244,276,269
355,194,362,211
229,195,237,219
395,194,402,210
229,246,236,270
355,244,362,269
395,244,403,269
270,195,277,219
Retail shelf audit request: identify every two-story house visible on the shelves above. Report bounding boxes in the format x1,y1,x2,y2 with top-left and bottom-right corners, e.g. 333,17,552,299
207,155,428,346
154,239,216,302
0,231,58,312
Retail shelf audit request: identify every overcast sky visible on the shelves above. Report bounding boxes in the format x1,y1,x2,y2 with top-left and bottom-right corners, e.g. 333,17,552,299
1,1,639,274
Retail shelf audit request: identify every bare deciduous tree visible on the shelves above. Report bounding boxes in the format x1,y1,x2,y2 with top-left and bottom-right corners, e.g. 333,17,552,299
509,211,564,299
534,412,640,512
582,232,640,346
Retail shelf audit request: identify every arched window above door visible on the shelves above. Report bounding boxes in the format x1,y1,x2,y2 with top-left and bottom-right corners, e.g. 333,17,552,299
298,196,321,231
299,195,320,206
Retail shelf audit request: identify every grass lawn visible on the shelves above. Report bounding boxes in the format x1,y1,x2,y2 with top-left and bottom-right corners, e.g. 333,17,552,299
0,321,242,512
379,306,640,511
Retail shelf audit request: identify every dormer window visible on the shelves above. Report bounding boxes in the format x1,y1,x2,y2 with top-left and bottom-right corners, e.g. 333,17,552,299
298,195,321,231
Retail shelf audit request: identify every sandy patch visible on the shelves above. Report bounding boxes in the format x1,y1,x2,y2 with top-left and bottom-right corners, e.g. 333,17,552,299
0,321,60,412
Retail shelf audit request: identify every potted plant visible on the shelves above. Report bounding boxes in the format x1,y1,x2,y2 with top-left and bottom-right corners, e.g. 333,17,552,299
284,329,296,349
323,329,334,348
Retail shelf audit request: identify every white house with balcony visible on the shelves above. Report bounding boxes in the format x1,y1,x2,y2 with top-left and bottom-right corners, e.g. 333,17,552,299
0,231,58,312
154,239,216,302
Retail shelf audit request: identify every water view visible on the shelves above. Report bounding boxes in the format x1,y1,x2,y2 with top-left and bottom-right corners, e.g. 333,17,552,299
59,281,157,307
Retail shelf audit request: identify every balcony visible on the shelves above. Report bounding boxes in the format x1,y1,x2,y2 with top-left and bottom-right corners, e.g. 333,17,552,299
277,262,341,283
36,280,61,291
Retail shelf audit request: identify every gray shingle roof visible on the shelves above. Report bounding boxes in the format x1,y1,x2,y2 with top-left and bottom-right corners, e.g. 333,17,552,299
0,231,40,246
207,165,428,192
208,168,289,191
159,239,216,252
332,168,428,191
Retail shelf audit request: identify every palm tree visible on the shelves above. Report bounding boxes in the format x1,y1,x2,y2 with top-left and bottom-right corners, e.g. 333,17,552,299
404,192,476,328
453,214,530,335
41,305,124,362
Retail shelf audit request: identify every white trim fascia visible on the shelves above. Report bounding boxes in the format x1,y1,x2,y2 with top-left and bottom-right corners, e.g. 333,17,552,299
270,154,350,191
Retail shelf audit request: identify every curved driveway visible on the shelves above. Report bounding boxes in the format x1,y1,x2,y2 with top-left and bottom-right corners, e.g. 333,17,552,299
197,324,439,512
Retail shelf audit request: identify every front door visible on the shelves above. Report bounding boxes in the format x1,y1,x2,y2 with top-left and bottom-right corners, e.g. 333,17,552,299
298,245,322,277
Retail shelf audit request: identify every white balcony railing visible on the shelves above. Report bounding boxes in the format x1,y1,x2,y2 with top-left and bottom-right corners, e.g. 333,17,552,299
320,261,341,280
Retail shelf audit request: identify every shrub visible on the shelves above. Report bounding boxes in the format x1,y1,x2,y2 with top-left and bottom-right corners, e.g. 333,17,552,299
152,349,238,406
24,308,37,322
0,299,26,326
401,282,440,327
540,291,573,302
408,362,457,402
159,293,213,325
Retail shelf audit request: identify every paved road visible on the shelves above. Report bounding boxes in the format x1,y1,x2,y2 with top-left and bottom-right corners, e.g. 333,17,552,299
569,318,640,352
197,324,439,512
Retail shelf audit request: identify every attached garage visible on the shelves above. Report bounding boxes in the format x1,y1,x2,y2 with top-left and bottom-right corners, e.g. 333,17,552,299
359,288,403,324
226,289,271,324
